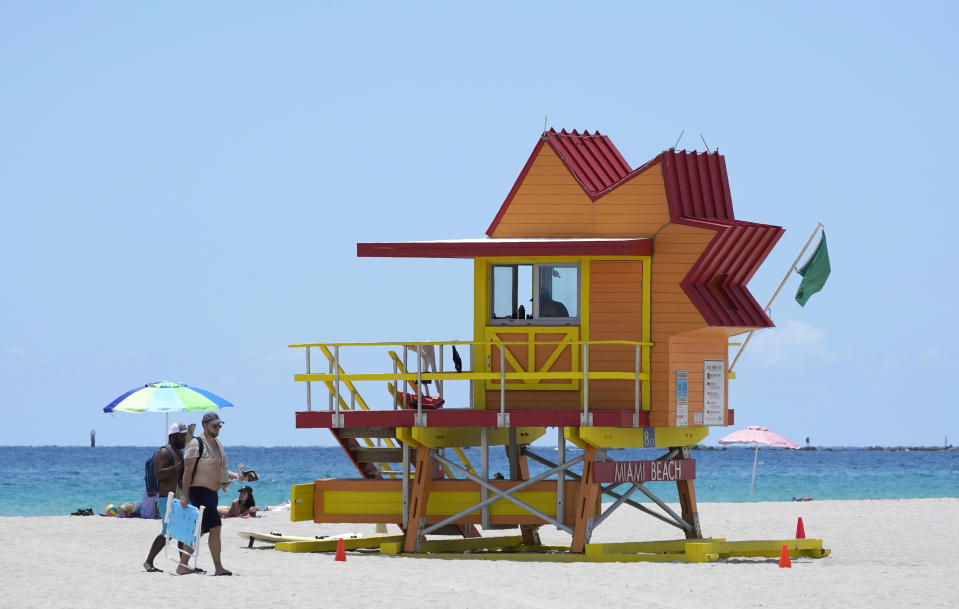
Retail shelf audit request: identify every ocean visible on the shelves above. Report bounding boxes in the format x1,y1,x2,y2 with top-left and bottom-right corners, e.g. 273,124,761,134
0,445,956,517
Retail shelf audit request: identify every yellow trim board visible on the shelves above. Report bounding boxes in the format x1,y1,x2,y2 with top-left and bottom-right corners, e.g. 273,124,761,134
566,426,708,448
403,426,546,448
291,483,314,522
485,326,580,391
275,535,406,554
641,256,651,410
473,258,487,409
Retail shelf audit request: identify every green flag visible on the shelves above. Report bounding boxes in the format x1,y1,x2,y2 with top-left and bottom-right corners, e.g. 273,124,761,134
795,232,830,306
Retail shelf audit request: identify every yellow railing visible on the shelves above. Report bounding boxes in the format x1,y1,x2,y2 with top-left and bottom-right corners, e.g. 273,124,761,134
386,355,478,478
291,339,653,427
314,345,400,478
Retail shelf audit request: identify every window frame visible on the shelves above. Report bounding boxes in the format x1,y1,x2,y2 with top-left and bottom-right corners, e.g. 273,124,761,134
489,262,581,326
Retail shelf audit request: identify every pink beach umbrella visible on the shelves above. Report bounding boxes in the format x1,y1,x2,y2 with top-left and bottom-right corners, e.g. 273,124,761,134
718,425,800,501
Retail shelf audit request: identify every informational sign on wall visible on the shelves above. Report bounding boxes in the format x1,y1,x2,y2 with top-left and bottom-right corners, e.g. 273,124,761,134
676,370,688,427
703,359,725,426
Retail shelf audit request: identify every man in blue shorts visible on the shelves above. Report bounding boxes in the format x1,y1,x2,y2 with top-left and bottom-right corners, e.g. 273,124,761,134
179,411,233,576
143,422,189,572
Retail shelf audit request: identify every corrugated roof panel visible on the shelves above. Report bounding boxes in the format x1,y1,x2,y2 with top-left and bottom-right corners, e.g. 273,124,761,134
691,224,740,284
718,155,735,218
485,130,782,329
544,129,632,195
693,155,712,217
685,153,708,218
738,226,783,285
725,227,767,284
661,148,782,329
708,153,733,218
679,223,783,328
730,226,782,285
662,150,734,220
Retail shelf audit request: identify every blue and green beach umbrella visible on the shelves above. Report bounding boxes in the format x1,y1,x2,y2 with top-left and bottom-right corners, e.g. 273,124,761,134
104,380,233,413
104,381,233,438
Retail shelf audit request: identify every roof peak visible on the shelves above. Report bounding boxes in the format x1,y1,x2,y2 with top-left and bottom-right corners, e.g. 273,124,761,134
541,127,632,194
544,127,607,138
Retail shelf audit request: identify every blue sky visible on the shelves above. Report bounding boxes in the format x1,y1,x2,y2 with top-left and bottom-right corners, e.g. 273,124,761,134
2,2,956,447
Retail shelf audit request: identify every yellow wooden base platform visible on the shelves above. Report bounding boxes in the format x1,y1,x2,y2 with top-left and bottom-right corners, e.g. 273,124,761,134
255,533,830,563
238,530,406,552
298,478,587,525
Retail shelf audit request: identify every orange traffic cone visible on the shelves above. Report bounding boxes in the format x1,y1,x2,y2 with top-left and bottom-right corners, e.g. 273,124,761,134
334,538,346,562
796,517,805,539
778,544,792,568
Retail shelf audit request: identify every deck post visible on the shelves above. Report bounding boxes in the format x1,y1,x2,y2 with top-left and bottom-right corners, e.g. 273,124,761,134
481,427,490,529
556,427,565,526
507,428,519,480
415,345,424,427
675,446,702,539
498,343,508,426
327,355,334,412
401,441,410,530
404,447,435,552
581,343,592,426
305,347,311,412
633,345,640,426
570,445,598,553
438,344,444,398
469,344,474,409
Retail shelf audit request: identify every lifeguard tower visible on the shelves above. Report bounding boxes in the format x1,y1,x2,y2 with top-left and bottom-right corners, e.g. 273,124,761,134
284,129,828,562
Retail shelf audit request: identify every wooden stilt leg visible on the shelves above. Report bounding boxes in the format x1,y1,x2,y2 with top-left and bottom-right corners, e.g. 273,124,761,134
570,445,598,553
516,451,541,545
403,448,434,552
675,446,702,539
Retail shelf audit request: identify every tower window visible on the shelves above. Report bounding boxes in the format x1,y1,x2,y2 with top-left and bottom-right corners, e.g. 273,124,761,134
490,263,579,324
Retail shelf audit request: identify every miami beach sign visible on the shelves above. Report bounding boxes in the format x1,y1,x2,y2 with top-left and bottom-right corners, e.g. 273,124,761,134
593,459,696,483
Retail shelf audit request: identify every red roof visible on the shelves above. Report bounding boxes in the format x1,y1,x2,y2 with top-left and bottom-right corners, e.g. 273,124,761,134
546,129,633,194
484,132,783,330
357,238,652,259
486,129,651,236
661,150,734,220
660,150,784,328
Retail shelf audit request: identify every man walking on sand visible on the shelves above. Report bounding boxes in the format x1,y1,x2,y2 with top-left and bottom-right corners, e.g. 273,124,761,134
179,411,233,576
143,421,189,572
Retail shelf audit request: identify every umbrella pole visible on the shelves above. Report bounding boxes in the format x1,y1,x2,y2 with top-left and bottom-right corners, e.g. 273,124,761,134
749,444,759,501
165,412,169,442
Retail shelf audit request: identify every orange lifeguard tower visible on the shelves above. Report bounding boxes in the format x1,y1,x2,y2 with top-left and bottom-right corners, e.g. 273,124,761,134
283,129,829,562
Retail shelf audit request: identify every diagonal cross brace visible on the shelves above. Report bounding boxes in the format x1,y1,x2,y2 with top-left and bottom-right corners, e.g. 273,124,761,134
522,448,689,531
423,451,584,535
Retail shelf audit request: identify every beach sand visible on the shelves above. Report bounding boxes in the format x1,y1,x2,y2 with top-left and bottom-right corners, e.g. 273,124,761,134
1,498,956,608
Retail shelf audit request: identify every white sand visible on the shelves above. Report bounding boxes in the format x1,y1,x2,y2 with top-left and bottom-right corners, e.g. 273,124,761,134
1,499,956,608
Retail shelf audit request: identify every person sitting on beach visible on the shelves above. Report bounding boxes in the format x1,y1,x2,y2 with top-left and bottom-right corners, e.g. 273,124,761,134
143,422,189,573
226,485,259,518
118,502,140,517
230,463,259,482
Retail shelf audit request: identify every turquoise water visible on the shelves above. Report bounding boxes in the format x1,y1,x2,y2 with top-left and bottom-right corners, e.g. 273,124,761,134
0,445,956,516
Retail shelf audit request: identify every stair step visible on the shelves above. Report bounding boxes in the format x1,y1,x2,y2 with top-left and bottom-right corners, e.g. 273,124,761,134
349,447,404,463
336,427,397,439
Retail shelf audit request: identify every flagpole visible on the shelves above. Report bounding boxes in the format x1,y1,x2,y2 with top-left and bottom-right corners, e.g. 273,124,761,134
729,222,823,373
